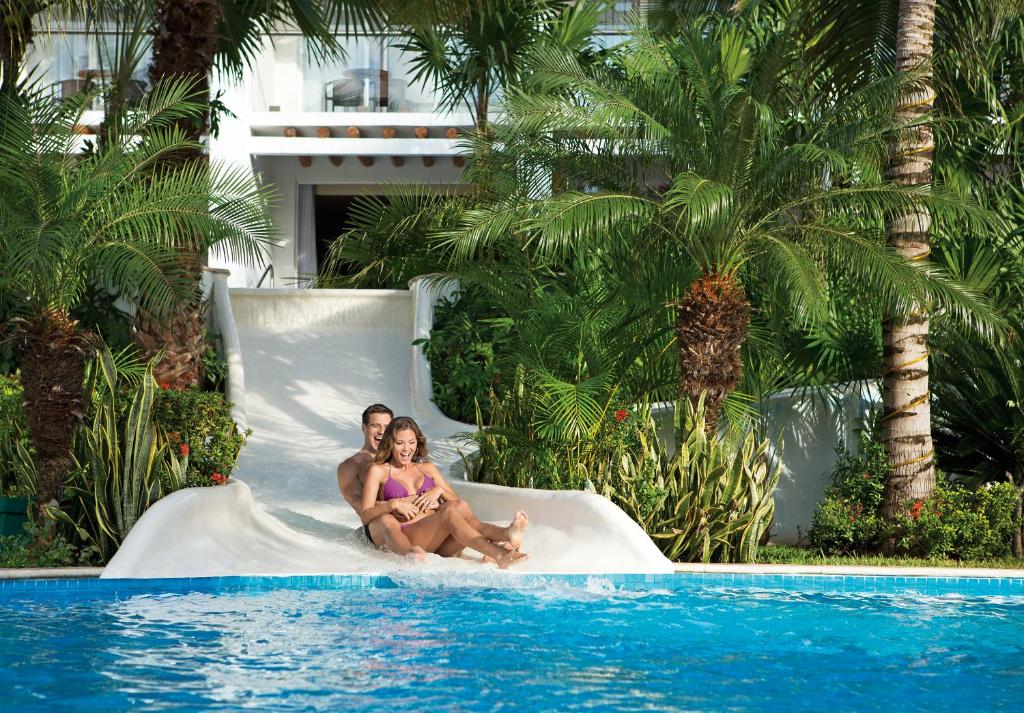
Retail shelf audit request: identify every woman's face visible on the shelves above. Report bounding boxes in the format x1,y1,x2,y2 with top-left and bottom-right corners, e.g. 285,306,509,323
391,429,418,466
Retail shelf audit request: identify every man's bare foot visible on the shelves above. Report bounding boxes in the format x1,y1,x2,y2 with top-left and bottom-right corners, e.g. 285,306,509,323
496,548,528,569
482,542,516,564
404,546,428,563
505,511,529,550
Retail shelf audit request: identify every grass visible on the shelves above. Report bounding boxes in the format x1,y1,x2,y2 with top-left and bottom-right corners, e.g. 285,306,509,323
757,544,1024,569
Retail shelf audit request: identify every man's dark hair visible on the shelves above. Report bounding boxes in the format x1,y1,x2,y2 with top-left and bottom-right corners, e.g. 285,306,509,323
362,403,394,425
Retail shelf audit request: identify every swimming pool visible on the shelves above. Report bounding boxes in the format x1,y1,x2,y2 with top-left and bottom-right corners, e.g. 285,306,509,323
2,573,1022,711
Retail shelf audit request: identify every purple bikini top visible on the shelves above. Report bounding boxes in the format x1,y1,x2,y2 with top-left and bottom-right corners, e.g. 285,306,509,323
380,465,435,501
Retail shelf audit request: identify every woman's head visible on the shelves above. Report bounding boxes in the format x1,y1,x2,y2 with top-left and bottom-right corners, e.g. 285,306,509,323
374,416,429,465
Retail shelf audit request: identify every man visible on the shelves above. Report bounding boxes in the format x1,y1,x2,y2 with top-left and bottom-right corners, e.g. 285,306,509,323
337,404,524,562
337,403,424,556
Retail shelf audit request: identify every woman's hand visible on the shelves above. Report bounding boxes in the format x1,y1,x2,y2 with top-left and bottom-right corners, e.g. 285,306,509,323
389,499,420,521
413,486,445,513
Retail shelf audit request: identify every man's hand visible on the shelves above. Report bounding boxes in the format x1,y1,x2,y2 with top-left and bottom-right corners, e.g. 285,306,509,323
413,486,445,512
389,499,419,521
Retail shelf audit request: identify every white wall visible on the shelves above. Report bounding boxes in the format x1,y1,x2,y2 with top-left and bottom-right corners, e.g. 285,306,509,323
652,384,880,545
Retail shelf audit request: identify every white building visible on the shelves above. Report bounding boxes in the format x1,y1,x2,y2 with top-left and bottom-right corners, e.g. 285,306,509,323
23,13,633,289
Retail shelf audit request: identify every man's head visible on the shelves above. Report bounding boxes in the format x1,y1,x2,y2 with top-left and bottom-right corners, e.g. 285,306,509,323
361,404,394,453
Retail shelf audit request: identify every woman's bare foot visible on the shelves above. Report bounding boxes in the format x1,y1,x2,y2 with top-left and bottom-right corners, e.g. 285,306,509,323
505,511,529,550
496,548,528,569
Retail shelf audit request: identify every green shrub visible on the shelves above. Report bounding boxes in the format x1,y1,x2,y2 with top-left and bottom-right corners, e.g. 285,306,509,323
894,481,1017,560
0,374,34,497
416,286,512,424
152,386,249,487
606,397,778,563
810,431,1019,559
202,340,229,392
0,524,79,568
809,432,888,554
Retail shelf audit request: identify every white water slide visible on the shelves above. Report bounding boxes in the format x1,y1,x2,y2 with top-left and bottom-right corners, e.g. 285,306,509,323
104,277,674,578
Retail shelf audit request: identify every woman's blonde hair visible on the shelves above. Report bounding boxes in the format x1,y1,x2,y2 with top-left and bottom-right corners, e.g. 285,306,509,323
374,416,429,464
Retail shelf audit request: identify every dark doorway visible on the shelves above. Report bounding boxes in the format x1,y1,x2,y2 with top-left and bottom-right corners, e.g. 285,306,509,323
314,194,382,277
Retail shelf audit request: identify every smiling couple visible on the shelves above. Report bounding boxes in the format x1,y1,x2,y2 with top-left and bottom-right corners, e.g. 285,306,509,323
337,404,529,569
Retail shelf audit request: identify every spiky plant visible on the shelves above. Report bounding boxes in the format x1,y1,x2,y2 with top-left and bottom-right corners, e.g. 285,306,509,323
0,82,272,511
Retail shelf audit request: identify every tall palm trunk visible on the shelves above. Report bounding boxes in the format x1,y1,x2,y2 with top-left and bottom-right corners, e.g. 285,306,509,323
14,311,93,511
132,0,221,388
881,0,937,518
0,1,37,96
676,273,750,431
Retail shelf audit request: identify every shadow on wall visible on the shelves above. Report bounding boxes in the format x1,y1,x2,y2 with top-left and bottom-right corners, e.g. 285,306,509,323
651,384,879,545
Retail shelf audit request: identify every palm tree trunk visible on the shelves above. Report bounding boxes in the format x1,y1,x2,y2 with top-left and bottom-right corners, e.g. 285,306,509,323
475,75,489,136
14,311,93,512
676,273,750,431
880,0,937,519
132,0,222,388
0,1,36,96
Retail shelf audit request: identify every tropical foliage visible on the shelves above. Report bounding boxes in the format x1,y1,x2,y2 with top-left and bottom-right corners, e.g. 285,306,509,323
322,6,1022,557
153,385,249,488
38,346,244,563
387,0,607,132
608,397,778,563
0,80,271,512
810,431,1018,560
50,348,169,562
0,374,33,497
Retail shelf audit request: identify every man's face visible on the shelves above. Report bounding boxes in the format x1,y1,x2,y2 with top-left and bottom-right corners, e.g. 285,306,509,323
363,413,392,452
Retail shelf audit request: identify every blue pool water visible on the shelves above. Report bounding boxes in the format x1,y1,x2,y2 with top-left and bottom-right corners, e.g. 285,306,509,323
1,573,1023,711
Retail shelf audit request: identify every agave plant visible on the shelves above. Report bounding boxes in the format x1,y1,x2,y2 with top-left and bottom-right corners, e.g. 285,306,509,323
0,81,272,513
608,395,779,563
47,347,168,562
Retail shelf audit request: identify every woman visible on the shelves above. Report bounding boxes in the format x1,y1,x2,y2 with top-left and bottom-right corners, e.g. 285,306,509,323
361,416,528,568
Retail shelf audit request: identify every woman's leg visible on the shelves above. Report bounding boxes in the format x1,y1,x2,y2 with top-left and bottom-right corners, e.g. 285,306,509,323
447,500,528,549
370,515,422,556
402,506,527,567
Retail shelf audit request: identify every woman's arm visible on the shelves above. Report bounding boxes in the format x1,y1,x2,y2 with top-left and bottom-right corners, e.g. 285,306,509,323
413,463,460,511
361,464,418,524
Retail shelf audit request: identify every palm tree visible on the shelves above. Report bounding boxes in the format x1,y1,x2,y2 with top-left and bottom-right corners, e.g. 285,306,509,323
388,0,606,135
441,21,999,430
0,1,33,95
0,82,273,511
132,0,380,387
878,0,939,518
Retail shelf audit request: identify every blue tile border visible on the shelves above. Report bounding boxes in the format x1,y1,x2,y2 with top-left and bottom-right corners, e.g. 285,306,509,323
1,571,1023,599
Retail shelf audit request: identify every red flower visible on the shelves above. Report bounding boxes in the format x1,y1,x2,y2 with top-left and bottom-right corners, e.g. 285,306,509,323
909,500,924,520
614,409,629,422
211,472,226,485
160,382,170,390
179,443,190,457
